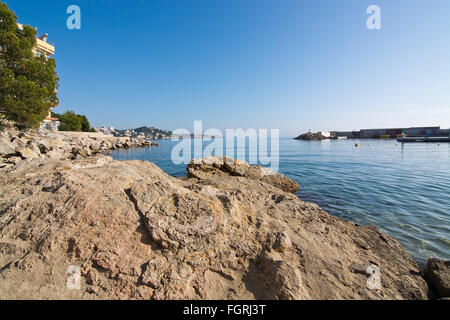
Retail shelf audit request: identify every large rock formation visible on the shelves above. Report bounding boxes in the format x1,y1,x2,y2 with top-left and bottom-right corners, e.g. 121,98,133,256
0,143,430,299
187,157,299,193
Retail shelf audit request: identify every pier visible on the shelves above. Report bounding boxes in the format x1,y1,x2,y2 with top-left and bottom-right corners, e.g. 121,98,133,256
397,136,450,143
332,126,450,139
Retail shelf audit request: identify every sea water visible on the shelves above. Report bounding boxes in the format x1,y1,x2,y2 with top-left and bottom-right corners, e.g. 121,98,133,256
111,138,450,264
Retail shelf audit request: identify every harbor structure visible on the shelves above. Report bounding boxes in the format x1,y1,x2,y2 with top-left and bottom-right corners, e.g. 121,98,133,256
397,136,450,143
318,131,331,138
332,126,449,139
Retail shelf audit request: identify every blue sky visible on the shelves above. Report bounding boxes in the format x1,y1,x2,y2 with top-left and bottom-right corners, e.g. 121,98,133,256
5,0,450,136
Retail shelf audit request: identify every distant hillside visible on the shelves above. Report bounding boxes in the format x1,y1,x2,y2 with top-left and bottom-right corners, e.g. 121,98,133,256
97,126,172,140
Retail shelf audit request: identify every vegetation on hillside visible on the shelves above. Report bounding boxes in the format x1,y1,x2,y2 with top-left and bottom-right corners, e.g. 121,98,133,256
134,126,172,136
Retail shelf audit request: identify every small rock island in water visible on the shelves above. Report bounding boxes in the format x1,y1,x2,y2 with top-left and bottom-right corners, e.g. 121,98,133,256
294,132,329,141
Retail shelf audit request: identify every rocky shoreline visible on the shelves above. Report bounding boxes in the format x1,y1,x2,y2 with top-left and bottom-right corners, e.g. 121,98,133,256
0,129,158,171
0,130,448,300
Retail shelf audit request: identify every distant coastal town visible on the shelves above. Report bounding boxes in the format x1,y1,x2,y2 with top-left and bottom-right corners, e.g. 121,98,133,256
95,126,173,140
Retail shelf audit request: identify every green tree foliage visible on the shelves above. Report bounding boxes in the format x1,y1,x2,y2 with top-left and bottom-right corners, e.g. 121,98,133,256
0,2,59,129
52,110,95,132
58,111,82,132
79,114,95,132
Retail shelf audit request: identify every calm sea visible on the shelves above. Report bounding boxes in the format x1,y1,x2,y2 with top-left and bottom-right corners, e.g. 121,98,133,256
110,138,450,264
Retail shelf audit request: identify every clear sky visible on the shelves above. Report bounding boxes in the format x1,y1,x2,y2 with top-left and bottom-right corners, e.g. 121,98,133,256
5,0,450,137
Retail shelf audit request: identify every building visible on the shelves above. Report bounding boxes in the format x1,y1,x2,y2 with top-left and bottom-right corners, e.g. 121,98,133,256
319,131,331,138
335,126,445,139
17,23,55,58
360,126,440,138
95,126,115,136
359,126,441,138
333,131,354,138
18,23,59,131
403,126,441,137
437,128,450,137
41,110,60,131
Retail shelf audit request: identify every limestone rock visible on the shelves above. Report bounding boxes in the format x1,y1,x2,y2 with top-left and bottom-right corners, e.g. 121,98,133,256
0,163,14,170
26,141,42,156
272,232,291,253
256,250,310,299
187,157,299,193
424,258,449,298
0,140,15,157
0,153,429,300
37,142,50,154
10,137,28,148
259,170,299,193
15,147,40,160
46,149,64,160
5,156,22,165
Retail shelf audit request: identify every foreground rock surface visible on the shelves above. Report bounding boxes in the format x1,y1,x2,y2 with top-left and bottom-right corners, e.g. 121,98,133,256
0,151,429,299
